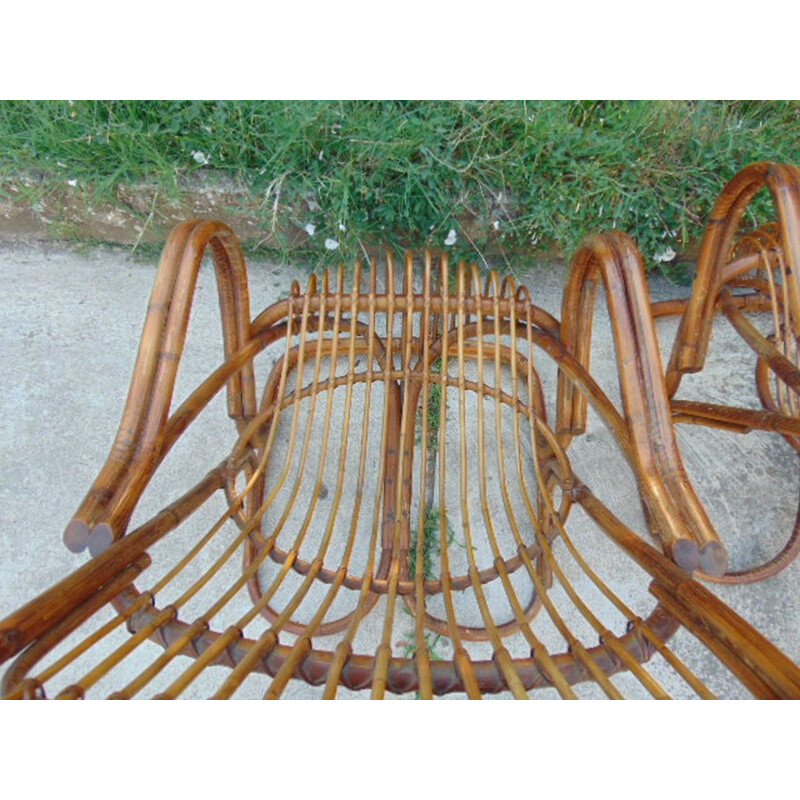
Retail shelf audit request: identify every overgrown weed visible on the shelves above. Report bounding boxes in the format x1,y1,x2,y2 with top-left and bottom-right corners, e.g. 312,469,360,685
1,100,797,274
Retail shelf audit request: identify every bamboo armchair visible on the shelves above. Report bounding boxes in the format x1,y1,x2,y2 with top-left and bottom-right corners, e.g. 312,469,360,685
2,163,799,699
650,162,800,584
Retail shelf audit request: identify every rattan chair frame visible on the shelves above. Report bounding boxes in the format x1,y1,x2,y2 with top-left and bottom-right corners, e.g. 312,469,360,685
2,164,799,699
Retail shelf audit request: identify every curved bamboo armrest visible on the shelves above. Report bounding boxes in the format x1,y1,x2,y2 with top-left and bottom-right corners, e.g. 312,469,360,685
63,220,257,557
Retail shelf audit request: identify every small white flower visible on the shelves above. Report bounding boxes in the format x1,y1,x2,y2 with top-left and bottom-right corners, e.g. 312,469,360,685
304,223,316,237
318,150,324,160
325,238,340,250
444,229,457,246
56,161,67,168
338,221,346,232
191,151,210,165
67,179,78,187
653,247,677,263
492,219,501,231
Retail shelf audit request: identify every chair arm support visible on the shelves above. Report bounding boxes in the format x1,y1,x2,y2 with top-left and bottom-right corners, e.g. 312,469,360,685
63,221,256,555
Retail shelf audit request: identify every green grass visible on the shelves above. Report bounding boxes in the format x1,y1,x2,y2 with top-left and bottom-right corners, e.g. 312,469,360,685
409,507,456,582
1,100,799,273
398,631,448,662
415,358,445,446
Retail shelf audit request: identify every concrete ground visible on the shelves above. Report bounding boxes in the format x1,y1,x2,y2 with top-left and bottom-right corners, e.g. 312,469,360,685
0,237,798,699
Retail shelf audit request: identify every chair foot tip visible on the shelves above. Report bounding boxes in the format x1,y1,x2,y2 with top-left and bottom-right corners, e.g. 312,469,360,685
87,523,114,557
671,539,700,573
699,541,728,577
63,520,90,553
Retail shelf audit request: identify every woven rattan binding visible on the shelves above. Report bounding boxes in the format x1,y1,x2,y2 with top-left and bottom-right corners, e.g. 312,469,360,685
2,163,799,699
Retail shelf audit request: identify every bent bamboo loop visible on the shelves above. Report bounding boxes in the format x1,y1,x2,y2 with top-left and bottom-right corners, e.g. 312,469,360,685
64,220,256,555
666,162,800,396
557,231,724,575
